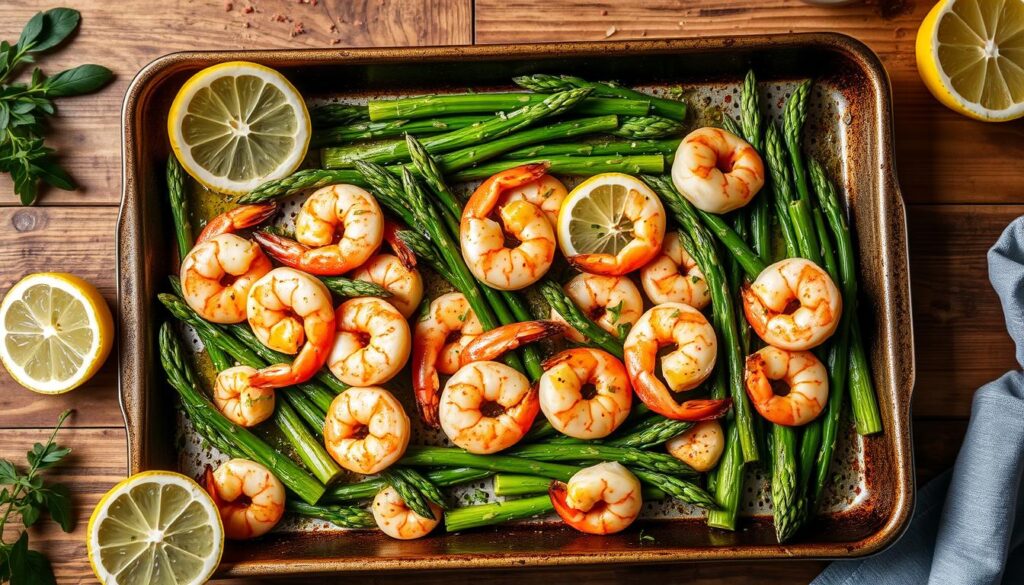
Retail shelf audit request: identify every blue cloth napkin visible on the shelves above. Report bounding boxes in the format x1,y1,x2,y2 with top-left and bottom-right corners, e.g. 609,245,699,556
813,216,1024,585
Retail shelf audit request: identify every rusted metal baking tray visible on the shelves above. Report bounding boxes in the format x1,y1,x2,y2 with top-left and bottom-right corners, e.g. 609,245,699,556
117,33,914,576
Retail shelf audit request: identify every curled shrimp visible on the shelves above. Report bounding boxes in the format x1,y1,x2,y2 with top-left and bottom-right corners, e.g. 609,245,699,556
745,346,828,426
460,164,557,291
328,297,411,386
623,303,731,421
253,184,384,275
665,420,725,472
539,348,632,440
246,267,336,388
549,462,642,535
640,231,710,309
671,127,765,214
179,204,276,323
438,361,539,454
349,253,423,318
550,273,643,343
324,386,411,474
412,293,482,428
204,459,285,540
457,320,566,368
372,486,442,540
562,174,666,276
498,174,568,228
212,365,275,427
741,258,842,351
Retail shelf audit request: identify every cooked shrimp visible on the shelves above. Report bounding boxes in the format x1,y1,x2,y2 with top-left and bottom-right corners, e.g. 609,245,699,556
412,293,482,427
349,253,423,318
549,462,641,535
497,174,568,228
246,267,336,388
460,164,557,290
539,348,632,440
671,127,765,214
457,320,566,367
212,366,275,427
328,297,411,386
741,258,842,351
665,420,725,472
204,459,285,540
372,486,442,540
382,218,418,270
438,361,538,454
623,303,731,421
179,204,276,323
550,273,643,343
324,386,410,474
640,231,710,309
563,175,666,276
745,346,828,426
253,184,384,275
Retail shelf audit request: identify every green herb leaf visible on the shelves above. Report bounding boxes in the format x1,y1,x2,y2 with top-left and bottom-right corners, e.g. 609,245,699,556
42,484,72,532
33,159,75,191
18,500,41,527
16,12,46,51
30,9,81,53
8,533,55,585
0,460,17,483
43,64,112,97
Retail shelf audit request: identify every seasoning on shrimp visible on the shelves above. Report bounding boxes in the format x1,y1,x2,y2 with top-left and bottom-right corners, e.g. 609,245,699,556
412,293,482,427
640,231,710,309
328,297,411,386
324,386,411,474
539,348,633,440
671,127,765,214
745,346,829,426
665,420,725,472
438,361,539,454
550,273,643,343
254,184,384,275
549,462,642,535
204,459,285,540
179,204,276,323
372,486,442,540
212,365,275,427
348,253,423,318
741,258,842,351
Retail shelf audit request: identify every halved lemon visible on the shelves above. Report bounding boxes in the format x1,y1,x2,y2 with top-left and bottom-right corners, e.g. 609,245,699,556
556,173,662,258
168,61,311,194
88,471,224,585
916,0,1024,121
0,273,114,394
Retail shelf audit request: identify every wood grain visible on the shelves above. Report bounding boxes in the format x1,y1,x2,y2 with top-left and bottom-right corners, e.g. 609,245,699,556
0,0,472,207
474,0,1024,206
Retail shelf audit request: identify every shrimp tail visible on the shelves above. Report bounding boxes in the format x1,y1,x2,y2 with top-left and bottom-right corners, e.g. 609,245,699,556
203,465,224,507
549,480,587,528
631,366,733,421
198,204,277,242
384,219,418,269
568,247,653,277
463,163,551,220
412,337,442,428
250,333,334,389
459,320,567,366
252,231,348,275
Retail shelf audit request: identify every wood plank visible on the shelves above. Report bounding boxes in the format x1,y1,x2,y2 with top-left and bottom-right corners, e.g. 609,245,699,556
474,0,1021,207
8,420,960,584
0,0,472,206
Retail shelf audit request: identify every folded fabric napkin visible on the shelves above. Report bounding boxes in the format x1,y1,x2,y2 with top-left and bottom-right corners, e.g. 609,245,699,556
813,216,1024,585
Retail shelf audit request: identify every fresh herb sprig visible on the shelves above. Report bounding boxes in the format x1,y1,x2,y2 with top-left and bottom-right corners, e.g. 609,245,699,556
0,410,74,585
0,8,113,205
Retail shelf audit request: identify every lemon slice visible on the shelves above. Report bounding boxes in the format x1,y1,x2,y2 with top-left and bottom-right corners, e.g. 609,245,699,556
556,173,660,258
0,273,113,394
916,0,1024,121
88,471,224,585
168,61,311,194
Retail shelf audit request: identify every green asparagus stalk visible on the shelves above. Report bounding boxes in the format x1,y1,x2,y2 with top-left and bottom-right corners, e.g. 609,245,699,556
309,103,368,127
764,122,800,258
366,92,648,121
512,74,688,120
739,71,771,264
399,447,579,480
393,467,447,509
506,138,681,159
167,156,192,260
277,388,326,438
849,324,882,435
782,80,814,205
706,423,743,530
286,501,375,529
721,114,743,136
159,323,326,504
493,474,552,497
324,468,491,503
606,418,693,449
540,279,623,359
312,115,488,147
448,154,665,183
227,324,348,397
505,443,697,476
609,115,684,139
632,470,719,510
340,89,592,166
240,169,367,204
444,495,553,532
380,468,436,519
395,229,457,283
319,275,391,298
771,424,804,542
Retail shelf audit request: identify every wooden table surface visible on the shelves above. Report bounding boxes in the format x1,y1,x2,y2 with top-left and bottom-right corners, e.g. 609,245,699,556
0,0,1009,582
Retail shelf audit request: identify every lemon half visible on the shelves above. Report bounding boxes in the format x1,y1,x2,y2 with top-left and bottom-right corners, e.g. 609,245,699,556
0,273,113,394
556,173,663,259
88,471,224,585
917,0,1024,121
168,61,311,194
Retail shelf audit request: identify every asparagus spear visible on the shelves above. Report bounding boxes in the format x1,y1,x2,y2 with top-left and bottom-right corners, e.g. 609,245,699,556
286,501,375,529
493,474,552,497
505,443,698,476
167,156,192,260
399,447,579,480
739,71,772,264
782,80,814,205
764,122,800,258
771,424,804,541
240,168,367,204
392,467,447,509
159,323,326,504
312,115,487,147
380,468,436,520
445,495,553,532
609,115,684,139
395,229,457,283
309,103,368,127
448,154,664,183
366,92,648,121
606,418,693,449
540,279,624,359
506,138,681,159
324,468,491,504
512,74,688,120
319,275,391,298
